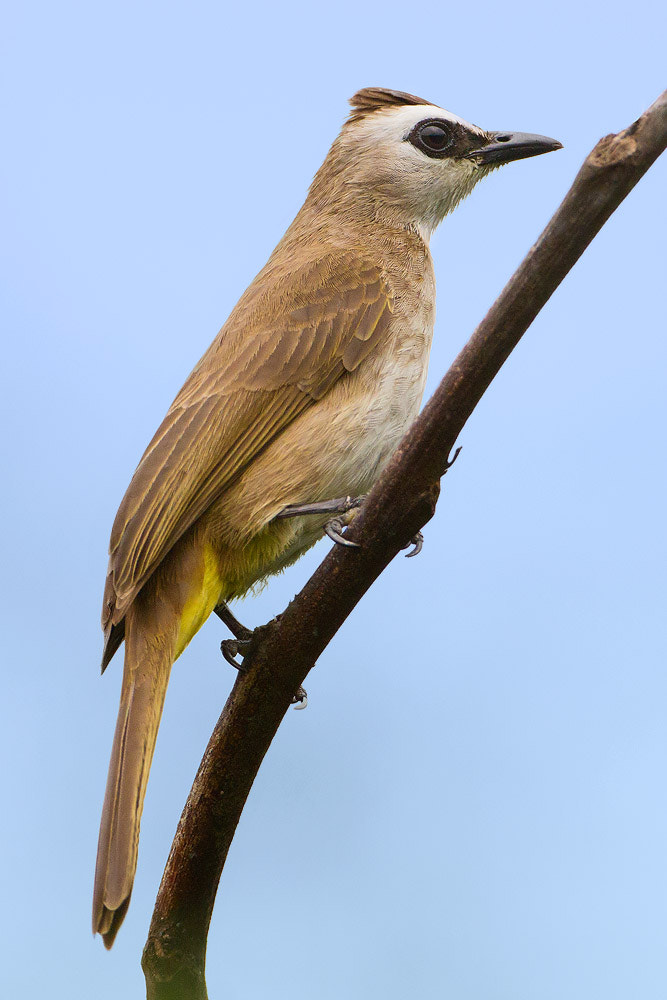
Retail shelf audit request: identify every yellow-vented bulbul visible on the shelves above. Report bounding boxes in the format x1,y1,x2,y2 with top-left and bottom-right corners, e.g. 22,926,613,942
93,87,561,946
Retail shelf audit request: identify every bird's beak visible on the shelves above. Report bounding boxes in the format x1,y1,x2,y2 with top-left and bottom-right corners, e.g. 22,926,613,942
466,131,563,165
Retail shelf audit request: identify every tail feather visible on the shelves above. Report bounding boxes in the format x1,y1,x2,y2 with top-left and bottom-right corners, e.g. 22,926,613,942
92,608,173,948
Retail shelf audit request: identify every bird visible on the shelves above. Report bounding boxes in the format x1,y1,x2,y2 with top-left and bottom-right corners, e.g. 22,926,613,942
92,87,561,946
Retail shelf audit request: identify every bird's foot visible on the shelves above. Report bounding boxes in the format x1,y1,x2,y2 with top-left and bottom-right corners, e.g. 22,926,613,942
445,446,462,471
220,636,253,670
324,515,360,548
396,445,459,558
402,530,424,558
216,602,307,709
291,686,308,709
277,495,365,549
275,493,425,554
216,600,254,671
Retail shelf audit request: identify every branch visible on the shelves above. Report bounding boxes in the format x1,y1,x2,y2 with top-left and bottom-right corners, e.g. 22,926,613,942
142,91,667,999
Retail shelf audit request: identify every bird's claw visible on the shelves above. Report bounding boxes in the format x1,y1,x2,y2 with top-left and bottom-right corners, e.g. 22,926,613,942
292,687,308,710
445,446,462,471
220,639,308,710
276,496,364,549
324,516,360,548
403,530,424,558
220,637,252,671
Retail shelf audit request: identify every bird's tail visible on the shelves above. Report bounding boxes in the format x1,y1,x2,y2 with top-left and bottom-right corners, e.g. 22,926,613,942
92,603,174,949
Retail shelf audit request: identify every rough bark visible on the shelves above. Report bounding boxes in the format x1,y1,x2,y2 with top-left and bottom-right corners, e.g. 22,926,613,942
142,91,667,1000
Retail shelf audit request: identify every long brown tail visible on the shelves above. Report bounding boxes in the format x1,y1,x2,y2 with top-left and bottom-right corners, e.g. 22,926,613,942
92,603,174,948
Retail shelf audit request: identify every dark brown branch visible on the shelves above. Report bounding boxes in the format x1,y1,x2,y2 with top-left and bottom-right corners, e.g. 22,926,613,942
142,91,667,1000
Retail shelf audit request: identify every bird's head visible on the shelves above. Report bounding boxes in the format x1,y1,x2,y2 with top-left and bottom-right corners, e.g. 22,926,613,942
308,88,562,239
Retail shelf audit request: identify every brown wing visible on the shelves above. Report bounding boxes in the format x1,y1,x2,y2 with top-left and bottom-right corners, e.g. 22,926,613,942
103,252,393,630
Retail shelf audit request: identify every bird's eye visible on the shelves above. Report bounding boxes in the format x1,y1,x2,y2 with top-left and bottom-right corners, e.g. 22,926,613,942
409,121,454,157
419,125,450,150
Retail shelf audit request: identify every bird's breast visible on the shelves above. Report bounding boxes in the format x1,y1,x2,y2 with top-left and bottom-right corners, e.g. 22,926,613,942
335,313,434,488
211,284,436,555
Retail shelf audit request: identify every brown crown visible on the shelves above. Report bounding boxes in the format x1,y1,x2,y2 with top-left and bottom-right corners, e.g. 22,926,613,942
347,87,435,125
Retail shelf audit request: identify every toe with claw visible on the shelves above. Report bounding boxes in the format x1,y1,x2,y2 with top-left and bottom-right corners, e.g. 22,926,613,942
403,530,424,558
220,637,253,671
292,687,308,710
324,516,360,548
218,618,309,710
445,446,462,471
221,638,308,710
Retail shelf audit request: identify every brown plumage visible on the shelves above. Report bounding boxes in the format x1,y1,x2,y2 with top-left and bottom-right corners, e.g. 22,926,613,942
346,87,435,125
102,256,393,632
93,87,561,946
93,219,431,948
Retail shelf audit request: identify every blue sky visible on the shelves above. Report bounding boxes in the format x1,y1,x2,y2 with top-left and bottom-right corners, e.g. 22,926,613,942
2,2,666,997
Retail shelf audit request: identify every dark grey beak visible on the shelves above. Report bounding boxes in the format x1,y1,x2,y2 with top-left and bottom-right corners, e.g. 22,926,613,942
466,130,563,165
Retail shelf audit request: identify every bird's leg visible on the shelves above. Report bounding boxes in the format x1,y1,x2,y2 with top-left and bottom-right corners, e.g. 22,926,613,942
277,494,427,556
215,601,307,709
214,601,254,642
215,600,254,670
276,495,366,519
216,600,253,673
277,495,365,549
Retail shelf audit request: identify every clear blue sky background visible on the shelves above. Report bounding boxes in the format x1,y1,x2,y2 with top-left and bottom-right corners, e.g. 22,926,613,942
2,2,665,997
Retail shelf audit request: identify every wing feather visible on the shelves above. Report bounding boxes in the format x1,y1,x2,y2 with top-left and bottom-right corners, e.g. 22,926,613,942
104,252,393,625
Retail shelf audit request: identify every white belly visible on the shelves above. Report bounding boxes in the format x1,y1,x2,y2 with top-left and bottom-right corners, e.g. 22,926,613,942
316,346,430,498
